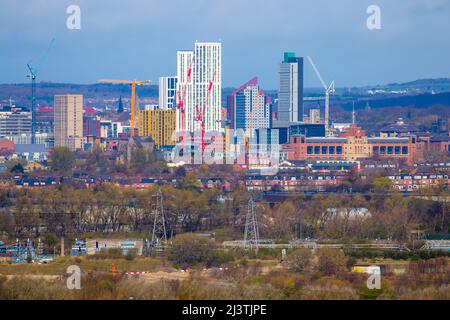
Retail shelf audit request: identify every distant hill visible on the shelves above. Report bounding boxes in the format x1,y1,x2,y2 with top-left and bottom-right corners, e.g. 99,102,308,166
373,78,450,91
0,82,159,109
1,78,450,109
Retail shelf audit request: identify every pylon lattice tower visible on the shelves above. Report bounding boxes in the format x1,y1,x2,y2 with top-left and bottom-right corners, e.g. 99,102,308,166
150,188,167,251
244,197,259,253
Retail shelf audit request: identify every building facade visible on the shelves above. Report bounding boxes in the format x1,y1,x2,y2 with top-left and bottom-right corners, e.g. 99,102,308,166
310,108,321,124
137,109,176,147
287,124,419,165
176,41,222,133
0,110,31,136
278,52,304,123
159,76,178,110
228,77,271,131
54,94,84,151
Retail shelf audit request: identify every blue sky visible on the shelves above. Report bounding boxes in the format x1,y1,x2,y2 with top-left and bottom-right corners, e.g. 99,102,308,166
1,0,449,88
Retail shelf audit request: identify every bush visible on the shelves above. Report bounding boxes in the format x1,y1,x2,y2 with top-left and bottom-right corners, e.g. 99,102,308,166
167,233,216,268
124,249,136,261
316,248,348,275
285,248,312,273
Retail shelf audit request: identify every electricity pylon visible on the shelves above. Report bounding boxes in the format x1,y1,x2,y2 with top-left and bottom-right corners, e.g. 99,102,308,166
150,188,167,251
244,197,259,254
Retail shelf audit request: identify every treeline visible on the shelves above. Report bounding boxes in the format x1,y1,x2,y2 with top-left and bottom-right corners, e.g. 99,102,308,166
0,183,448,242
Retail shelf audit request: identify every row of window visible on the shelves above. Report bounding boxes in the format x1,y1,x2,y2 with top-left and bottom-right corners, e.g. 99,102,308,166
307,146,343,155
373,145,408,155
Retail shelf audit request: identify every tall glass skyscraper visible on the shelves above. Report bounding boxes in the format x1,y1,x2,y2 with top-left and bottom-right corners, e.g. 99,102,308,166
278,52,304,123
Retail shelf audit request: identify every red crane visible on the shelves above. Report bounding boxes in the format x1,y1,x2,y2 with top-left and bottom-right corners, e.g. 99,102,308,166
177,56,194,145
195,72,215,153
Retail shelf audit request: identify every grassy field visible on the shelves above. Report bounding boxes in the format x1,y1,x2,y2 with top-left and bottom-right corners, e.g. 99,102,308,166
0,256,167,275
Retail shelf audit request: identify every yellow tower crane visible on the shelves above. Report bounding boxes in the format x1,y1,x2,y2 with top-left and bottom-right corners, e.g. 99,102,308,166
98,79,151,136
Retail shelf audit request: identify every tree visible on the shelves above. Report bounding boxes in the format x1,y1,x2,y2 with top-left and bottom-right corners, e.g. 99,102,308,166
175,166,186,178
10,162,24,173
128,147,157,174
285,248,312,273
167,233,216,268
51,147,75,172
181,172,201,190
316,248,348,275
6,159,26,173
372,176,392,193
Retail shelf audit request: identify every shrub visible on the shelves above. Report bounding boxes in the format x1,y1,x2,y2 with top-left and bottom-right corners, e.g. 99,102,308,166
316,248,348,275
167,233,216,268
285,248,312,273
124,249,136,261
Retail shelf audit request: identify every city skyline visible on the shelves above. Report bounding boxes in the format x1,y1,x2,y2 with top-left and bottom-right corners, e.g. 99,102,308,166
1,0,450,88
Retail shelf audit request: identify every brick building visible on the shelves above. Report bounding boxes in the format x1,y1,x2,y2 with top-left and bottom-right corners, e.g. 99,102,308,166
286,124,420,165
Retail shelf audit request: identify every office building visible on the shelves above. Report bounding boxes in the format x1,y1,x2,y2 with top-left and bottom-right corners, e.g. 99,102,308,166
177,41,222,133
287,124,419,165
159,76,178,109
54,94,84,151
278,52,304,123
0,110,31,136
35,107,54,134
138,108,176,147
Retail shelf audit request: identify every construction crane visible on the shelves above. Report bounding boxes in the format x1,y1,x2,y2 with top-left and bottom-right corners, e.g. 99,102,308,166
177,56,195,145
195,72,215,153
98,79,151,136
26,38,55,144
306,56,335,133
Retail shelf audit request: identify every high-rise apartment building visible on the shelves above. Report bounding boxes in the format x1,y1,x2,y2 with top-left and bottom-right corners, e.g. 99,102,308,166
228,77,271,130
278,52,304,123
177,41,222,133
54,94,83,151
137,108,176,147
159,76,178,109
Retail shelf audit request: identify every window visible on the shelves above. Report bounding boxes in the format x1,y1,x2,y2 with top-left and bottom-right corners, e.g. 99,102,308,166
395,146,400,154
307,146,313,154
373,146,379,153
329,146,335,154
322,146,327,154
337,146,342,154
380,146,386,154
314,146,320,154
388,146,393,154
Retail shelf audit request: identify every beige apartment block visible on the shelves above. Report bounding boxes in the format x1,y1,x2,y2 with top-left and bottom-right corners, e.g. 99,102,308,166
54,94,84,150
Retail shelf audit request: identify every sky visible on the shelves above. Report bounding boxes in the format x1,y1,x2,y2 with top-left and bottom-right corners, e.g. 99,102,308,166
1,0,450,89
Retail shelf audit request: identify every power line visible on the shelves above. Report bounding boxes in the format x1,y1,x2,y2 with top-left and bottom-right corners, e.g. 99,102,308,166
243,197,260,254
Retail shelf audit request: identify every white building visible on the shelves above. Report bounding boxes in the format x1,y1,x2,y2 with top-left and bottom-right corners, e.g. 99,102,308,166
159,76,177,110
310,108,321,124
177,41,222,133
